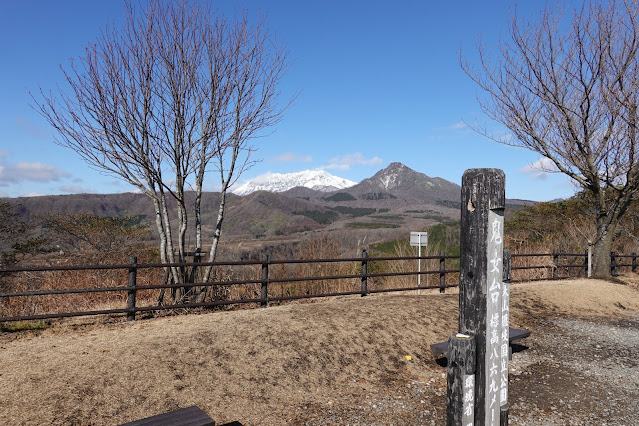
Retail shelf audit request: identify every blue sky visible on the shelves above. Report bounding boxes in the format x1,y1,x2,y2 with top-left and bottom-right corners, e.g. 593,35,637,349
0,1,580,201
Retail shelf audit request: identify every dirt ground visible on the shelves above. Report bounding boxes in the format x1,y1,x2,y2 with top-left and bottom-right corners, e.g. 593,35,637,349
2,277,639,425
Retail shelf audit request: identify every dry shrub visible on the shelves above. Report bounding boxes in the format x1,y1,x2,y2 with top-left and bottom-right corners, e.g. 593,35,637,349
201,264,260,308
266,235,359,301
506,238,555,281
505,195,639,279
1,264,163,320
370,239,459,291
177,235,362,308
0,212,165,319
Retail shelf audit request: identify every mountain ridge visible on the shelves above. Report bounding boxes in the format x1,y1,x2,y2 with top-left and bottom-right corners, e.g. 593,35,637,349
3,163,532,246
232,170,356,196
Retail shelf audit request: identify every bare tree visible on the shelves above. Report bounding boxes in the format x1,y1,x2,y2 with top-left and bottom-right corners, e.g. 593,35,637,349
461,0,639,277
33,0,290,301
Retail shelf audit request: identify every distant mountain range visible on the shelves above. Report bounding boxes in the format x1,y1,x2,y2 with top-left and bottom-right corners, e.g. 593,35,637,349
232,170,356,196
3,163,533,248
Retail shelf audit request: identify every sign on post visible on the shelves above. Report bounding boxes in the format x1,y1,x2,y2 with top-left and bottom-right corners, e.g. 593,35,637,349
410,231,428,247
451,168,508,425
410,232,428,294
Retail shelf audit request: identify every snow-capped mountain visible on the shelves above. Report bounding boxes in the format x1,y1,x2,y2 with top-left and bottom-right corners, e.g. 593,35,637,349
232,170,357,196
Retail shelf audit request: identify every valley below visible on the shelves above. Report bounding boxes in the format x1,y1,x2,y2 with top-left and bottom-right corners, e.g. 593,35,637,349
3,163,531,260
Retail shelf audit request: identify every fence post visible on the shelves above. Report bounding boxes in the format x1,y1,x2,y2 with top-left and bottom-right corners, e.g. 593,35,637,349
127,256,137,322
361,249,369,296
188,247,201,284
261,256,269,308
632,253,637,273
439,251,446,293
552,249,559,279
446,333,476,426
457,168,507,425
503,249,511,284
610,251,617,276
583,249,588,277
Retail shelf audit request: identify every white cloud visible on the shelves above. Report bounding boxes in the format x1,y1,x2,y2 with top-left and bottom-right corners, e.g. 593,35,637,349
0,161,71,185
22,191,46,197
434,121,469,131
0,150,10,159
14,117,47,139
205,182,223,192
324,153,383,171
14,162,71,182
448,121,467,130
60,185,92,194
520,157,558,180
270,152,313,163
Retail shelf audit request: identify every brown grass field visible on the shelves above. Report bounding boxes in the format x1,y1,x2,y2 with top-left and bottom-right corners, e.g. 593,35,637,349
2,278,639,425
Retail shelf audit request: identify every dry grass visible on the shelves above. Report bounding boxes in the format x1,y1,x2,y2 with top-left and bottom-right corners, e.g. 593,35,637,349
0,267,163,318
2,276,639,425
2,234,440,319
4,228,622,319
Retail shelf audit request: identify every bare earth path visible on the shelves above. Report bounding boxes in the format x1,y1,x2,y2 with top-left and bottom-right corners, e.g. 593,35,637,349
2,278,639,425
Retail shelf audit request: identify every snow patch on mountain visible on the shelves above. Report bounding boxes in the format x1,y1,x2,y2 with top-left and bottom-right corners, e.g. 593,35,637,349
380,174,399,190
232,170,357,196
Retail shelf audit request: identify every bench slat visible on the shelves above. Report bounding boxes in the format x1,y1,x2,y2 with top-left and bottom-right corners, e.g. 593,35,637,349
430,327,530,357
121,405,215,426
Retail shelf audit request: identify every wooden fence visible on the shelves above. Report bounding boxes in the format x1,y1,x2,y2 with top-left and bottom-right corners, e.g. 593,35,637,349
0,250,634,323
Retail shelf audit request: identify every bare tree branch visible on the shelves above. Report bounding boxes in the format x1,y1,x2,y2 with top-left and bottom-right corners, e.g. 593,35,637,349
461,0,639,276
32,0,292,301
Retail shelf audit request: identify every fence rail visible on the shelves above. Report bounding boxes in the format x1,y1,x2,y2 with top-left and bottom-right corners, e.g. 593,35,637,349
0,250,633,323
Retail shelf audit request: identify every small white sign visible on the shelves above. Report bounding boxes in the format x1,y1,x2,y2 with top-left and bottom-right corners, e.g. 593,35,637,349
410,231,428,247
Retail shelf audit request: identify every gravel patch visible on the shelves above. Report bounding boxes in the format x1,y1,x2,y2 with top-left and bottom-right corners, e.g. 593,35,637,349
508,313,639,425
292,312,639,425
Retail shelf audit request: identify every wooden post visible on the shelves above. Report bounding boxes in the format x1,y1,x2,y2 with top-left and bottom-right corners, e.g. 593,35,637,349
446,333,476,426
188,248,201,284
632,253,637,273
127,256,137,322
552,249,559,279
587,242,593,278
418,235,422,294
584,249,588,277
458,168,506,425
610,252,617,276
502,249,511,283
261,256,269,308
501,405,509,426
439,250,446,293
361,249,369,296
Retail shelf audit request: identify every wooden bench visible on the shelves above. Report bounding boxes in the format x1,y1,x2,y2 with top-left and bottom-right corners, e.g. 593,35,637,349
430,327,531,358
121,406,215,426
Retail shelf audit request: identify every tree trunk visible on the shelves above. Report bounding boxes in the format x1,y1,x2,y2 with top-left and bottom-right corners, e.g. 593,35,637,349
592,218,615,277
152,196,170,305
195,160,206,251
193,174,205,301
159,192,181,301
176,197,187,276
202,187,227,285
